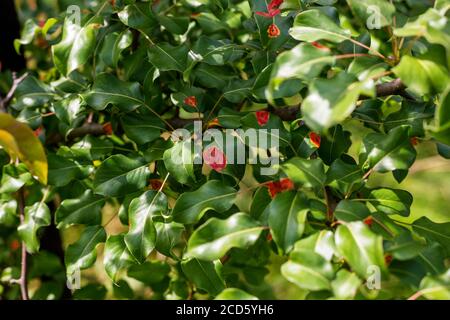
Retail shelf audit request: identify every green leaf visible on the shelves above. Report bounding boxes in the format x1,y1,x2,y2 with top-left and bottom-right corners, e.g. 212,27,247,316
186,213,264,261
52,17,98,75
335,222,386,278
413,217,450,255
83,73,144,112
103,234,136,282
93,155,150,197
318,125,352,165
155,222,185,258
121,111,165,145
215,288,258,300
0,164,32,193
118,3,157,37
418,271,450,300
163,140,196,185
393,55,449,95
302,73,375,132
11,76,54,111
429,87,450,145
281,248,334,291
267,43,333,102
394,8,450,51
172,180,236,224
180,258,225,296
346,0,395,28
326,159,364,196
367,188,413,216
14,19,39,52
55,190,105,229
331,269,362,300
0,113,47,184
280,158,326,188
125,191,168,263
147,43,188,72
293,230,337,261
99,29,133,68
385,232,424,261
335,200,371,222
48,154,91,187
359,125,417,173
18,201,51,253
128,261,170,285
269,191,309,254
191,36,244,66
290,9,351,43
65,225,106,275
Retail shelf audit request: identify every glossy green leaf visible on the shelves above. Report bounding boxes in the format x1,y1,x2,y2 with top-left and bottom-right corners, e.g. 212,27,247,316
99,29,133,68
121,111,165,145
215,288,258,300
359,125,417,173
181,258,225,296
187,213,264,261
335,222,386,278
93,155,150,197
346,0,395,28
163,140,196,185
172,180,236,224
367,188,413,216
148,43,189,72
269,191,309,254
413,217,450,255
18,201,51,253
125,191,168,263
331,269,362,300
281,248,334,291
55,190,104,229
128,261,170,285
280,158,326,188
335,200,371,222
103,234,136,282
52,17,98,75
65,225,106,275
302,73,375,132
83,73,144,112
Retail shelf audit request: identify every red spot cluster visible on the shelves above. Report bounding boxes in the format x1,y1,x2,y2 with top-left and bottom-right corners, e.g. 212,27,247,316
102,122,113,135
149,179,163,190
385,254,393,266
266,178,294,198
363,216,374,227
34,126,43,137
410,137,419,146
10,239,20,251
267,24,281,38
256,0,283,18
203,146,227,172
311,41,330,51
183,96,198,108
309,132,321,148
256,111,270,126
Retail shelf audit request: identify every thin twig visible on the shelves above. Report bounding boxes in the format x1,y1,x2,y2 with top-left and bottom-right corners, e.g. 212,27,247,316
17,188,29,300
0,72,28,111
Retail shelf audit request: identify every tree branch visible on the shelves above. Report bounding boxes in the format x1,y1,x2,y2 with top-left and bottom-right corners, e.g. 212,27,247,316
67,123,105,140
17,188,29,300
0,72,28,112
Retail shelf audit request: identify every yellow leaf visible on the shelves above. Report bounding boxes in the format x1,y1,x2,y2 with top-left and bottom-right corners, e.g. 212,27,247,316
0,113,47,184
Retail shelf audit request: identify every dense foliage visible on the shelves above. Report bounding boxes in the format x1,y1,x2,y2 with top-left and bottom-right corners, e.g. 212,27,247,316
0,0,449,300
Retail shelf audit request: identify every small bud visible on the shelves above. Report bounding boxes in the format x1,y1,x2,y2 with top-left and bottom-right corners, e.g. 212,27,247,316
255,111,270,126
267,23,281,38
102,122,113,135
309,132,321,148
183,96,198,108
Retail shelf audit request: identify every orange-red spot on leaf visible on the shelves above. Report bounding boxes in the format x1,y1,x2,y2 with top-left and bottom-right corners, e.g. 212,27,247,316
364,216,374,227
256,111,270,126
102,122,113,135
309,132,321,148
10,239,20,251
183,96,198,108
267,23,281,38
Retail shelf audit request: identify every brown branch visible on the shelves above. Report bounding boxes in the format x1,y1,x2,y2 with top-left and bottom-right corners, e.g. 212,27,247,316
324,186,339,223
17,188,29,300
67,123,105,140
0,72,28,112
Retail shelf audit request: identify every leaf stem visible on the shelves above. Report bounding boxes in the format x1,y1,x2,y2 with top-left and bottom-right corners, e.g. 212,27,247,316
348,39,386,60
